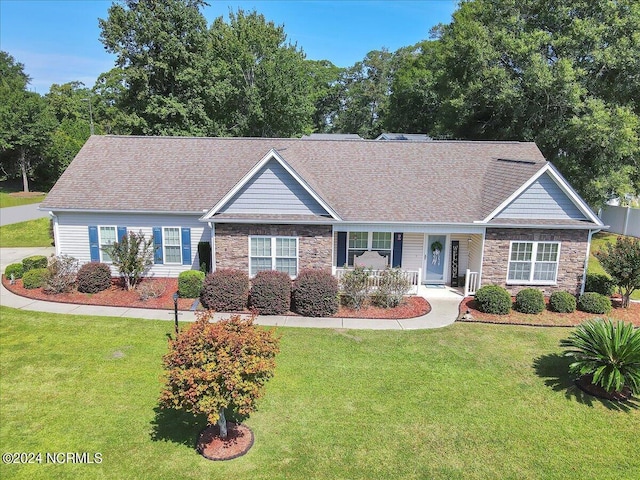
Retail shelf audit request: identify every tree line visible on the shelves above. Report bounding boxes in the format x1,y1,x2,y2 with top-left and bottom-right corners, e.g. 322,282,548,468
1,0,638,207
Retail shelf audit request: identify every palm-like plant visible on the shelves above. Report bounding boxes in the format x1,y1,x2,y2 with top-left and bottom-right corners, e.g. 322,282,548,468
560,318,640,395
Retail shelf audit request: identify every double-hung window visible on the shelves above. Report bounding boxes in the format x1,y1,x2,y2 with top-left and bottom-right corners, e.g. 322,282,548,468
163,227,182,264
99,226,117,262
507,241,560,284
347,231,392,266
250,236,298,276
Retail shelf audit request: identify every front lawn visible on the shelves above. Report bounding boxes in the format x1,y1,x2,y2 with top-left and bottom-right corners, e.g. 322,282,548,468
1,307,638,479
0,191,46,208
0,217,52,247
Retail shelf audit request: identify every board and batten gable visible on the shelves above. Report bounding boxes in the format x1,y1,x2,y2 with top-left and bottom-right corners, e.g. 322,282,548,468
218,158,330,216
54,212,210,277
494,172,588,221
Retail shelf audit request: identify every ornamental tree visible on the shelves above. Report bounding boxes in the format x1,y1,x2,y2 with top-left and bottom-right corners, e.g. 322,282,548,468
102,230,154,291
594,236,640,308
159,311,280,439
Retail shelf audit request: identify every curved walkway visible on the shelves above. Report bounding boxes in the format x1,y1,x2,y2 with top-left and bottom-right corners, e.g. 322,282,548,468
0,248,461,330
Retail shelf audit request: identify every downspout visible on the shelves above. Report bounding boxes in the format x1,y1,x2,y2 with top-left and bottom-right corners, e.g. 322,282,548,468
49,212,60,256
208,222,215,272
580,228,599,295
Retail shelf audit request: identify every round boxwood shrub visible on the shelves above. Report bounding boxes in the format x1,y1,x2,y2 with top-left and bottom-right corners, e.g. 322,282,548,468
584,273,615,296
292,269,339,317
549,291,577,313
200,269,249,312
250,270,292,315
22,267,48,289
474,285,512,315
577,292,612,314
178,270,206,298
4,262,24,280
77,262,112,293
22,255,48,272
514,288,545,314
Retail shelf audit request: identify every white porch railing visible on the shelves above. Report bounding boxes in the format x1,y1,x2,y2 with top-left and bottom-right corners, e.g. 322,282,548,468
333,267,422,293
464,269,480,297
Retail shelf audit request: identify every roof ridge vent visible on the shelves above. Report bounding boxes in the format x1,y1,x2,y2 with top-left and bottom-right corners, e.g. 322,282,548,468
496,158,537,165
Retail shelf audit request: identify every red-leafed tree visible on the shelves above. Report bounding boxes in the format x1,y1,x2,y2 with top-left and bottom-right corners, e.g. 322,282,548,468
594,236,640,309
159,311,279,439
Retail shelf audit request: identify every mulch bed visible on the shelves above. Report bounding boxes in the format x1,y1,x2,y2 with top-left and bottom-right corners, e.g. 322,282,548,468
575,374,633,402
196,423,254,461
458,296,640,327
2,276,431,319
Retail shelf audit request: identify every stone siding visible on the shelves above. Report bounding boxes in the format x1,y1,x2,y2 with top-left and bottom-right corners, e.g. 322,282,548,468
214,224,333,273
481,228,590,295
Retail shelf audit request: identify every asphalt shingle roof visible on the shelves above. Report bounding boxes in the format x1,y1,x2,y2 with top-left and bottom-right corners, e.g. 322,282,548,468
42,135,552,223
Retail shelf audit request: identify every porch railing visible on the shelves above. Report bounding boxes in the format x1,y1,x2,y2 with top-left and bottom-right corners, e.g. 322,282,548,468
333,267,422,291
464,269,480,297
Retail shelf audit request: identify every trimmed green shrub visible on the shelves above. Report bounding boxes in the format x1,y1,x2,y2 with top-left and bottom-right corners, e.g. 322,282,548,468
340,266,371,310
250,270,291,314
200,269,249,312
577,292,612,314
292,269,339,317
584,273,615,296
178,270,206,298
43,255,79,294
514,288,545,314
4,263,24,280
22,267,48,289
22,255,48,272
549,291,577,313
370,267,411,308
77,262,112,294
475,285,512,315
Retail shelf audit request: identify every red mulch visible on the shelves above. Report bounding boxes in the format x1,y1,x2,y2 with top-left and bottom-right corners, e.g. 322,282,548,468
2,276,431,319
197,423,254,461
459,296,640,327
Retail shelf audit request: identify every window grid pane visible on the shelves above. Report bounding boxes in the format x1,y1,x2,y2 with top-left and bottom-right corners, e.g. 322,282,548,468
534,262,557,281
275,258,297,275
536,243,558,262
349,232,368,249
100,227,116,262
251,258,272,276
508,262,531,281
510,242,532,262
165,246,181,263
372,232,391,250
276,238,296,257
251,237,271,257
164,228,180,245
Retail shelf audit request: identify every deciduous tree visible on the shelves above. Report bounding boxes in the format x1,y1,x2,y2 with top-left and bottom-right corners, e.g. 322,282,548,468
594,236,640,308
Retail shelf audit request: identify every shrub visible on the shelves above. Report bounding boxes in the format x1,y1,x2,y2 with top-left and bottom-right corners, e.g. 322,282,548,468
561,318,640,395
577,292,612,314
370,267,411,308
22,255,48,272
178,270,206,298
584,273,615,296
200,269,249,311
549,291,577,313
250,270,291,315
43,255,79,294
514,288,545,314
292,269,339,317
340,266,371,310
77,262,112,293
22,268,48,289
138,281,166,301
103,230,154,291
4,263,24,280
475,285,512,315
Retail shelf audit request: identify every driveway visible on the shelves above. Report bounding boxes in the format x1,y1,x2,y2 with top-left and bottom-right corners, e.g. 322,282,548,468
0,204,49,226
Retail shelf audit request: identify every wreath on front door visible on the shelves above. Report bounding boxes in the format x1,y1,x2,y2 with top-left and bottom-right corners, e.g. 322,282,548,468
431,241,442,266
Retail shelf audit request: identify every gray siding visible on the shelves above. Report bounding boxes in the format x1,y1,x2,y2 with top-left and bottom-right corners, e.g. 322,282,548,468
219,159,328,216
496,172,587,220
54,212,210,277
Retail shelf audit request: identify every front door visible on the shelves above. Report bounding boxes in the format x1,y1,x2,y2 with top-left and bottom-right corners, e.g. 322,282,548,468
425,235,446,283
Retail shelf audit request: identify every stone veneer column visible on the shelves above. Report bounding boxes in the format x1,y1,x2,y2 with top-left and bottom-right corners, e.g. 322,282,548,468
481,228,590,295
214,224,333,273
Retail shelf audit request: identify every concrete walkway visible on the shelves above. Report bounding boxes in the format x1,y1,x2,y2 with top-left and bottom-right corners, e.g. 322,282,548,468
0,204,49,226
0,247,462,330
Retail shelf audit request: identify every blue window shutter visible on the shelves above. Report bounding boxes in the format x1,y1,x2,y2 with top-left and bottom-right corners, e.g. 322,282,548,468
117,226,127,242
181,228,191,266
153,227,163,264
337,232,347,267
88,226,100,262
392,232,403,268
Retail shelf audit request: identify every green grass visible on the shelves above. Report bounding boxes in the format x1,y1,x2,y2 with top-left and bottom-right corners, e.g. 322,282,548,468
0,218,52,247
0,192,46,208
588,232,640,300
1,307,638,480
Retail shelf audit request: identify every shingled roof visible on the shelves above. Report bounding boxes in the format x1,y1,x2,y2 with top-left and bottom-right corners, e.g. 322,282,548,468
42,135,558,224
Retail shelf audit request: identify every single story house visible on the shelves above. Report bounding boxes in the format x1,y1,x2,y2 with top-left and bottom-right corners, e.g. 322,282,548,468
40,135,604,296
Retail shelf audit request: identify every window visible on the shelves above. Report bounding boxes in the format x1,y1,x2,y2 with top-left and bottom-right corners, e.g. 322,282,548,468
99,226,116,262
163,227,182,264
347,231,392,266
250,236,298,276
507,241,560,284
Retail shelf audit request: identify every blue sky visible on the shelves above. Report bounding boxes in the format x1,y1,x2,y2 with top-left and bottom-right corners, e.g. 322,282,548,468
0,0,457,94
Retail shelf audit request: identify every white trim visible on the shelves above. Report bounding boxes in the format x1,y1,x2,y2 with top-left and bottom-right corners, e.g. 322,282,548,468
248,235,299,277
506,240,561,285
49,212,61,257
201,149,341,221
423,234,449,284
209,222,216,273
481,163,603,225
98,225,117,263
162,226,183,265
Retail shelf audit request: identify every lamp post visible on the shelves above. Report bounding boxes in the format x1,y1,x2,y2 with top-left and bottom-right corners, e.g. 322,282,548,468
172,292,179,336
